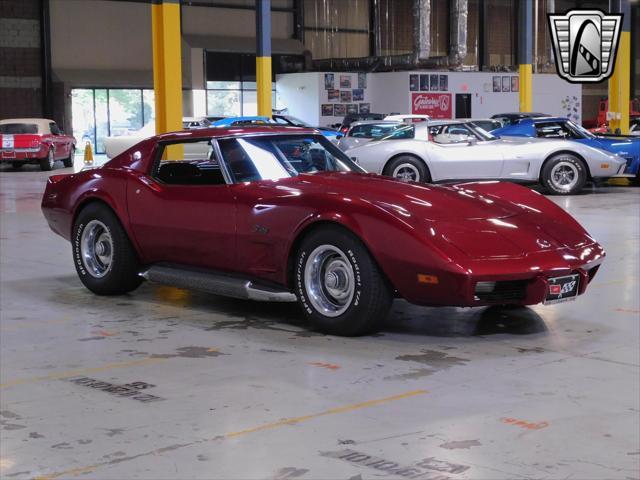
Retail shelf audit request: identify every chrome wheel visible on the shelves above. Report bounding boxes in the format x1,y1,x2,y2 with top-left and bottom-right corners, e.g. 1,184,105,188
304,244,355,317
550,161,579,192
80,220,114,278
48,149,55,169
392,163,420,182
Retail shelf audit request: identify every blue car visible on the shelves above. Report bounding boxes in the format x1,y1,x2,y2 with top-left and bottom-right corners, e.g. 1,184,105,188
492,116,640,179
210,116,274,127
272,114,339,140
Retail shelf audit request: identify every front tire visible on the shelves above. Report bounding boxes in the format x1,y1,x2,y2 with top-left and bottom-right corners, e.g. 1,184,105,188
540,154,587,195
295,226,392,336
63,147,75,168
73,203,143,295
40,149,55,171
383,155,430,183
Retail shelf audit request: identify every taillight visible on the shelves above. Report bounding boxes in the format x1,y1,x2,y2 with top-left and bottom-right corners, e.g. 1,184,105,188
340,127,348,134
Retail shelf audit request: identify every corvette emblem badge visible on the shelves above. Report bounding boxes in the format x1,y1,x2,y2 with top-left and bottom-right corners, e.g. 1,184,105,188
548,9,623,83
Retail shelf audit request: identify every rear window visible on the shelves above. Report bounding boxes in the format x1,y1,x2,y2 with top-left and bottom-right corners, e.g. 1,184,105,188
0,123,38,134
349,123,406,139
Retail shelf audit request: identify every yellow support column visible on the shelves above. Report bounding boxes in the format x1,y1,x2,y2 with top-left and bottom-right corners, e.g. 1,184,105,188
256,0,272,117
518,0,533,112
151,0,183,139
608,1,631,134
519,64,533,112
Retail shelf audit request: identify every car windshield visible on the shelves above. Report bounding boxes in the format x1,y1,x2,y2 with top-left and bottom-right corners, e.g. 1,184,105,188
282,116,310,127
565,120,595,139
0,123,38,134
349,123,406,139
217,134,365,183
378,124,416,140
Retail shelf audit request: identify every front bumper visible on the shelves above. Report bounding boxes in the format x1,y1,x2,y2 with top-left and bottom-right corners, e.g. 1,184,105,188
398,243,605,307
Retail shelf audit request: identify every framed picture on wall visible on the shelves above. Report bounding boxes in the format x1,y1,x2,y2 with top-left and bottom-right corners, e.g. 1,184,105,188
340,90,352,102
439,75,448,91
340,75,351,88
492,76,501,92
359,103,370,114
502,76,510,92
334,104,346,116
430,74,439,91
358,73,367,89
324,73,334,90
321,104,334,116
409,74,419,91
328,89,339,101
347,104,359,114
352,88,364,101
420,74,429,91
511,76,519,92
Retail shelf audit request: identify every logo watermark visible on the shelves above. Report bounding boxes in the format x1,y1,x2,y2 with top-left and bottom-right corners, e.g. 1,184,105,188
548,9,623,83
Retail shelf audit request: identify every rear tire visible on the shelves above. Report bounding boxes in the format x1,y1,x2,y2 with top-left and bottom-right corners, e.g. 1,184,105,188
295,226,392,336
540,154,587,195
40,149,55,171
383,155,431,183
72,203,143,295
63,147,75,168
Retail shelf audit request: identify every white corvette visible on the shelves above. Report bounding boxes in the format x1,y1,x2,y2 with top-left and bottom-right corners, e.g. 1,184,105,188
346,120,626,195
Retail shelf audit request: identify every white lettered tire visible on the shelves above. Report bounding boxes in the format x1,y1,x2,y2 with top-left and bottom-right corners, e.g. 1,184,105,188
295,225,392,336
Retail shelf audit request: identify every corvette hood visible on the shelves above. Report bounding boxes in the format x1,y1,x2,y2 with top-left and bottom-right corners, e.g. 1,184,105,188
293,173,592,259
296,172,521,221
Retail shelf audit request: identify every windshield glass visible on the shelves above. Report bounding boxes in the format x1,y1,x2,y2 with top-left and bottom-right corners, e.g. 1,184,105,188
378,124,416,141
565,120,594,138
217,134,365,183
0,123,38,134
284,116,310,127
467,123,498,140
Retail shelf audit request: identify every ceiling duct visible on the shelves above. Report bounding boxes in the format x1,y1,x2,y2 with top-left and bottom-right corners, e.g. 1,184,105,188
448,0,468,69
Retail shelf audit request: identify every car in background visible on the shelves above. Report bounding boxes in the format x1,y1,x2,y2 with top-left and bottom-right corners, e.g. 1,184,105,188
42,126,605,336
272,114,338,140
335,113,386,135
182,117,212,129
337,120,406,151
346,120,625,195
630,119,640,136
104,116,274,158
0,118,76,171
492,116,640,179
491,112,551,127
465,118,503,132
384,114,431,123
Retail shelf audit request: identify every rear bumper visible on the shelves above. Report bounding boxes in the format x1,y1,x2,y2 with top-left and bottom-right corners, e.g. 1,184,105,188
0,146,47,161
398,243,605,307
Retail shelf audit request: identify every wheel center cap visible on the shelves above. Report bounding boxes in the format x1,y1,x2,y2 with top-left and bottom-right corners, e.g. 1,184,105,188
325,272,339,289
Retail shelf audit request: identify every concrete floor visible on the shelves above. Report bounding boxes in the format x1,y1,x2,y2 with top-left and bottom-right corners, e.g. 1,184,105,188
1,159,639,480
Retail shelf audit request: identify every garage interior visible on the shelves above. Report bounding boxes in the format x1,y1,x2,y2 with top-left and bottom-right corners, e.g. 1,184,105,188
1,1,639,479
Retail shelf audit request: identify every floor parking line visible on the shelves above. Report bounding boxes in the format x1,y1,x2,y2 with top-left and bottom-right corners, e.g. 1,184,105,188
32,389,428,479
0,358,165,389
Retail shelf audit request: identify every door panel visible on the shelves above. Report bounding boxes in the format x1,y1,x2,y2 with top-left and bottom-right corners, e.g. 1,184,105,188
126,175,237,272
431,142,504,179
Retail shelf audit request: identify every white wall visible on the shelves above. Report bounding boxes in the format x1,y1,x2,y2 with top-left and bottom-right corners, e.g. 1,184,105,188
276,71,582,126
275,73,321,125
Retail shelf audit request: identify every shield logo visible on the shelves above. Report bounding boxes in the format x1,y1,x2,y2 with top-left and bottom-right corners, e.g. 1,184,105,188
548,9,623,83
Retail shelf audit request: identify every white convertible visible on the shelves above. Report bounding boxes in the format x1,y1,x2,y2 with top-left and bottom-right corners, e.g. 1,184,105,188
345,120,626,194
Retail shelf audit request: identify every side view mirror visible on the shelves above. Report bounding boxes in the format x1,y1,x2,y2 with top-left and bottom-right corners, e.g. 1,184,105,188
467,136,477,145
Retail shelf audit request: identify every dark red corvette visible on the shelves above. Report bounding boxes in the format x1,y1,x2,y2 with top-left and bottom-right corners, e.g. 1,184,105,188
42,126,605,335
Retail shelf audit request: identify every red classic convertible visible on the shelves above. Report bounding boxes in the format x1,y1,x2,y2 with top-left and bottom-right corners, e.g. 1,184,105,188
0,118,76,170
41,126,604,335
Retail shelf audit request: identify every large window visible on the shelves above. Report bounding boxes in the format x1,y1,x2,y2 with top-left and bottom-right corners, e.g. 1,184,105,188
205,52,299,117
71,88,154,154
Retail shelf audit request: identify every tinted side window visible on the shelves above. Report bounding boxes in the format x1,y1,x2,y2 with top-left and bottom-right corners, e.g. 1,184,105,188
49,122,61,135
152,140,226,186
535,122,578,139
